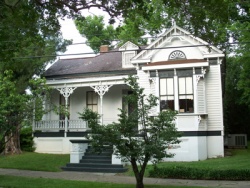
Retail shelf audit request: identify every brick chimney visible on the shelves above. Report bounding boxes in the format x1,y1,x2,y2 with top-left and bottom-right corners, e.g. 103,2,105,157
100,45,109,53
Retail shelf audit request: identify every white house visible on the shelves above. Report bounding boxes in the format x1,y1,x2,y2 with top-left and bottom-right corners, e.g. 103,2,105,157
34,25,225,163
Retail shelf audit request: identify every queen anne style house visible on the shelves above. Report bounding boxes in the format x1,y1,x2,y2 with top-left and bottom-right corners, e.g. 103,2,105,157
34,25,225,162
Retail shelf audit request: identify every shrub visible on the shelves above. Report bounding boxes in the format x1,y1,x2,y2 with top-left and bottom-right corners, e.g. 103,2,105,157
149,166,250,180
20,126,35,152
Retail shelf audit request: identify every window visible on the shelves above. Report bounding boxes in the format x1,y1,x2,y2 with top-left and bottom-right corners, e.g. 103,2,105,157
178,77,194,113
160,78,175,111
169,50,186,60
87,91,98,112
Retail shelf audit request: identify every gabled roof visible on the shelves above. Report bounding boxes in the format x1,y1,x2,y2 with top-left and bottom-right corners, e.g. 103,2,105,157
45,50,135,78
131,24,224,63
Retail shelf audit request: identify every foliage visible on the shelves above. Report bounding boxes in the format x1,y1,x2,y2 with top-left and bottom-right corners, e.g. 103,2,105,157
0,71,51,154
20,125,35,152
75,15,147,52
149,166,250,180
0,1,70,154
223,57,250,135
79,76,181,188
75,15,117,53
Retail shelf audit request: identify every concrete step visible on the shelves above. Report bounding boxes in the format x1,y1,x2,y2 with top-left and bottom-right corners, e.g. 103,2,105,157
65,163,124,169
61,166,128,173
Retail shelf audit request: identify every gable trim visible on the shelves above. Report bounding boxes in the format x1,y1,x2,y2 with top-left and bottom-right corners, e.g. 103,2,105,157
142,62,209,71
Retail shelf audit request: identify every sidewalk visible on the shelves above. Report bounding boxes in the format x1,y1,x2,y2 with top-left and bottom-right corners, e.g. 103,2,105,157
1,168,250,188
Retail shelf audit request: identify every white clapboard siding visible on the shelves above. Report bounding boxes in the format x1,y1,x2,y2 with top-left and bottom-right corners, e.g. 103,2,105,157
137,70,158,115
205,65,223,130
197,79,206,114
137,70,151,96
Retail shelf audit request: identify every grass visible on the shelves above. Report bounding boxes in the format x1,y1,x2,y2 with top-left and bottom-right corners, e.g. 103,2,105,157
125,147,250,177
0,175,208,188
0,152,69,172
0,147,250,177
0,148,249,187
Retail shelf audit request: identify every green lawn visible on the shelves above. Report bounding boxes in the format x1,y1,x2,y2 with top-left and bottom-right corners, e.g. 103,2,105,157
0,175,208,188
125,148,250,177
0,152,69,172
0,147,249,176
0,148,249,187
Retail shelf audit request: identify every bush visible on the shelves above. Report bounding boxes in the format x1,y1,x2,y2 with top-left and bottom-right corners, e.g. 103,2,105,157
20,126,35,152
149,166,250,180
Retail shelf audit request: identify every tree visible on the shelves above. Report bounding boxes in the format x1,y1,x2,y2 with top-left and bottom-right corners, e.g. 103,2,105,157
223,57,250,135
0,71,50,154
79,76,181,188
75,15,117,53
75,15,147,52
0,1,70,154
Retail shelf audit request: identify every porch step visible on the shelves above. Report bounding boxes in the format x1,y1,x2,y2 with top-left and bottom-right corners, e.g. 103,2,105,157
80,158,111,164
64,163,124,169
62,145,128,173
61,166,128,173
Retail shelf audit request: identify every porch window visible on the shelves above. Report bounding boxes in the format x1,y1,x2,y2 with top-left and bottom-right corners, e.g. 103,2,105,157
87,91,98,112
178,77,194,113
160,78,175,111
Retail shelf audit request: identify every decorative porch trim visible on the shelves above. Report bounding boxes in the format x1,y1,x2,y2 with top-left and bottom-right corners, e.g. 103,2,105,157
90,83,113,125
56,85,76,98
90,84,112,97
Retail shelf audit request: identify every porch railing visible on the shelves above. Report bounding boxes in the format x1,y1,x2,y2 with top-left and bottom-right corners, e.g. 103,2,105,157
34,120,88,131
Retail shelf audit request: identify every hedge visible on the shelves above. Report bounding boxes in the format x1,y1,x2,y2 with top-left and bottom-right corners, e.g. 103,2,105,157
149,166,250,180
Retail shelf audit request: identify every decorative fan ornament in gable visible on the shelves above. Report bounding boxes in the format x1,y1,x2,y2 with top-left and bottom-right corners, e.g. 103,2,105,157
169,50,186,60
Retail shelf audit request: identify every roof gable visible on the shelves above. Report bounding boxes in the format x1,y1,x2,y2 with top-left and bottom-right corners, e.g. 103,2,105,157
131,25,224,64
119,41,139,51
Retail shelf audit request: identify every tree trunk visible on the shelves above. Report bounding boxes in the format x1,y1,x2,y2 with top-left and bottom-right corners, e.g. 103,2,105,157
4,125,22,155
131,158,144,188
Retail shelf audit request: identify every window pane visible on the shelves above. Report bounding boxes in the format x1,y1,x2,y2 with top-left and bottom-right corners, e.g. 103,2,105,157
167,99,175,111
167,96,174,100
92,93,98,103
178,77,186,94
179,99,186,112
186,77,193,94
92,105,98,112
160,98,168,111
187,99,194,112
87,92,92,103
160,79,167,95
167,78,174,95
179,95,186,99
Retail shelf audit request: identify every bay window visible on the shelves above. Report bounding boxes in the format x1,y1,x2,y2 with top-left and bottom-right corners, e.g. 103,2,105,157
159,72,194,113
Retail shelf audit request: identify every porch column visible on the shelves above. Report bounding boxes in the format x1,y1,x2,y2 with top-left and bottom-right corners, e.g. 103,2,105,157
57,86,76,137
91,84,113,125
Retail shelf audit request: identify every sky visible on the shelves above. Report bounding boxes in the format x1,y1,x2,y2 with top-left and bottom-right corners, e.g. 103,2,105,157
59,18,94,59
